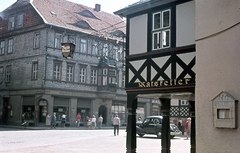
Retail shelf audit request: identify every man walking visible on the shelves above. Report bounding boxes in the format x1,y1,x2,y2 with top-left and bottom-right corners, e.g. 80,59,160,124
113,114,120,136
76,113,81,127
98,115,103,129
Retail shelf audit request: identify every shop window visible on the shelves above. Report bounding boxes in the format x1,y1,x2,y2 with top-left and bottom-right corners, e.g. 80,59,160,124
22,105,35,120
53,106,69,121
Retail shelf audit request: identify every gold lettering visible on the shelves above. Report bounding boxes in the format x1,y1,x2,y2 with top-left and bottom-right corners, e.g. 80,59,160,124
164,81,168,86
185,78,190,84
170,79,173,85
146,82,151,87
154,81,158,86
160,80,163,86
178,79,183,85
138,82,145,87
151,82,154,87
174,79,177,85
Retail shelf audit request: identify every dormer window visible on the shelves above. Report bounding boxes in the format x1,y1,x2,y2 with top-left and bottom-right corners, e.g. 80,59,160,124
8,16,14,30
79,10,97,19
75,21,93,30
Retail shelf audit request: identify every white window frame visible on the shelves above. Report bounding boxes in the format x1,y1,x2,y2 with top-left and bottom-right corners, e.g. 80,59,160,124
53,62,61,80
32,62,38,80
7,38,13,54
17,13,24,28
5,66,11,82
66,64,74,82
0,40,5,55
54,33,62,49
152,9,171,50
33,33,40,49
8,16,14,30
91,68,97,84
80,39,87,53
79,66,86,83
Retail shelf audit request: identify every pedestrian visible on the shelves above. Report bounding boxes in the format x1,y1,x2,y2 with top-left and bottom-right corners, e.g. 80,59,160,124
76,113,81,127
113,114,120,136
91,115,96,130
21,113,26,129
185,118,191,139
51,112,56,129
178,118,183,135
45,113,51,129
61,113,66,128
98,115,103,129
87,117,92,130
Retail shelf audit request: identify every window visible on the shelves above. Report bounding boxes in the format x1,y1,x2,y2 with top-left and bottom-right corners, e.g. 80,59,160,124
68,35,75,43
91,68,97,84
103,44,108,56
8,16,14,30
113,46,118,59
152,9,171,50
79,65,86,83
54,33,62,49
0,67,3,83
53,62,61,80
8,39,13,53
80,39,87,53
122,72,125,87
17,13,24,28
92,44,98,55
5,66,11,82
33,33,40,49
102,68,108,85
0,40,5,55
66,64,74,82
32,62,38,80
109,69,117,85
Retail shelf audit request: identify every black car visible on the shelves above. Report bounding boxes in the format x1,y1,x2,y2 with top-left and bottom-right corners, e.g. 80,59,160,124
136,116,181,138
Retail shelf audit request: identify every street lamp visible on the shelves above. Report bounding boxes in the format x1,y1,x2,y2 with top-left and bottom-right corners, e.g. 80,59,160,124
61,42,75,58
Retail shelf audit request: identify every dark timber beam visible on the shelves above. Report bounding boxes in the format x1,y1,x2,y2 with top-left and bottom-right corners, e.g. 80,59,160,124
160,98,171,153
126,94,137,153
189,101,196,153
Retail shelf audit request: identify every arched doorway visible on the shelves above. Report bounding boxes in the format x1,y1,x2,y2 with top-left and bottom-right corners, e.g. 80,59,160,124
98,105,107,124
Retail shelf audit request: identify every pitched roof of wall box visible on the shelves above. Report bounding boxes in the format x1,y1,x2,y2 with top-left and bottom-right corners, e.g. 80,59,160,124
2,0,126,39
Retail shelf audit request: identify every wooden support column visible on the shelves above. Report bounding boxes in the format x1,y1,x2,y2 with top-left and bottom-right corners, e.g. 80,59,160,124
160,98,171,153
126,94,137,153
189,101,196,153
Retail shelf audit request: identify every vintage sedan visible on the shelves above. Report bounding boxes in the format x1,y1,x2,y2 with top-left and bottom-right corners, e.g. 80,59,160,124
136,116,181,138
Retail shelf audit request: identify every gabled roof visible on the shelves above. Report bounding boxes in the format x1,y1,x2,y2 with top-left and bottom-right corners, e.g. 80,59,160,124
3,0,126,37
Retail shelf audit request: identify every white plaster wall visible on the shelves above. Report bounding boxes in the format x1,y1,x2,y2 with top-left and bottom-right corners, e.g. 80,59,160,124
196,0,240,152
129,14,148,55
176,1,195,47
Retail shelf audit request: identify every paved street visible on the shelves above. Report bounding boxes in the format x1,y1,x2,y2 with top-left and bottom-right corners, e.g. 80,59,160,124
0,128,190,153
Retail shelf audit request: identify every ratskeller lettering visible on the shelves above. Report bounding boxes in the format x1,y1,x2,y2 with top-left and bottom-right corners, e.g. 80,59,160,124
138,78,191,87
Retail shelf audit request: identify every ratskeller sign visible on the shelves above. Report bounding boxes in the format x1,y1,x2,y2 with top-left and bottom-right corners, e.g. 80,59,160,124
138,78,191,88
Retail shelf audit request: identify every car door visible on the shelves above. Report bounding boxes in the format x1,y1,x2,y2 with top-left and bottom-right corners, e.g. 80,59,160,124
143,118,156,134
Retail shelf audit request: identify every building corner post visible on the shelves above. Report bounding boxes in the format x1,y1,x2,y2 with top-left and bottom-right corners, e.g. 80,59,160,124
126,93,137,153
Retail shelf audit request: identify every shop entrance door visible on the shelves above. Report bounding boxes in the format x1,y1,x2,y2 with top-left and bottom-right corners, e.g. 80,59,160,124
98,105,107,124
38,100,48,123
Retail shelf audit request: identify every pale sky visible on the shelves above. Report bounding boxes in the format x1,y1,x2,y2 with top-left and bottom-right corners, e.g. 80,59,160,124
0,0,139,14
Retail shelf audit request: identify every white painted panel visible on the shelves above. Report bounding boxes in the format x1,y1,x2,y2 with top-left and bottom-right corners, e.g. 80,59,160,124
129,60,147,83
176,52,195,78
129,14,148,55
176,1,195,47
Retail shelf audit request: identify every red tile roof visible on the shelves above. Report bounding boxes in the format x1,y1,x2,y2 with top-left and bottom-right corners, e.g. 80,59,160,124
4,0,126,37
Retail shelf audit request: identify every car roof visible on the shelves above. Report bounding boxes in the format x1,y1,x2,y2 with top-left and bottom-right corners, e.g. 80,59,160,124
145,116,163,119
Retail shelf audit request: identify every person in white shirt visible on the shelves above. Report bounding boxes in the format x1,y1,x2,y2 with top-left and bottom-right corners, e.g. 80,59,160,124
91,115,96,129
113,114,120,136
61,113,66,128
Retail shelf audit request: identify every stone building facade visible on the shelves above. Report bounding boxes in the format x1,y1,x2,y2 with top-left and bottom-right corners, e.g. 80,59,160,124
0,0,153,127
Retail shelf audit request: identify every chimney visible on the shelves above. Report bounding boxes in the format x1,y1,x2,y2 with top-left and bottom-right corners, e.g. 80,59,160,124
94,4,101,12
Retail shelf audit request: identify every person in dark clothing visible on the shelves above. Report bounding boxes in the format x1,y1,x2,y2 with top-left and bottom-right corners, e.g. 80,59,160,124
21,113,26,128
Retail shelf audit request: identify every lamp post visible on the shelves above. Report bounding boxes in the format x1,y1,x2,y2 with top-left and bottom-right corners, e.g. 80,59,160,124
61,42,75,58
